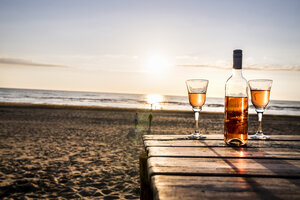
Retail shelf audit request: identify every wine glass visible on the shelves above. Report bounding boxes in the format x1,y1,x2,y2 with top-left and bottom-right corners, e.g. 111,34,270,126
186,79,209,139
248,79,273,139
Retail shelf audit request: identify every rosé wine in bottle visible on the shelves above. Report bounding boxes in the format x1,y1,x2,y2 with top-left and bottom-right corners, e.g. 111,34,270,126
224,50,249,146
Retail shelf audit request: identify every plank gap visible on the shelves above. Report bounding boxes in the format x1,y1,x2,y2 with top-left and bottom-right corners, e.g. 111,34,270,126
149,172,300,179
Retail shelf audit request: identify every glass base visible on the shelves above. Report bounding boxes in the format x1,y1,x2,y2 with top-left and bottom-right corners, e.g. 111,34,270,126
250,133,270,140
188,134,206,139
225,138,247,146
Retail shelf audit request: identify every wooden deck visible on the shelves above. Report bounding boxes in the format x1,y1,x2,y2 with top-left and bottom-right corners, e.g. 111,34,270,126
140,135,300,200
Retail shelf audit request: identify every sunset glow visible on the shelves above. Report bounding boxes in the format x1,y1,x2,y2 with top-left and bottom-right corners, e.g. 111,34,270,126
0,1,300,101
145,55,171,73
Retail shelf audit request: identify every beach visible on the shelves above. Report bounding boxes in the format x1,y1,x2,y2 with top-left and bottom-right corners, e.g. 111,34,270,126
1,103,300,199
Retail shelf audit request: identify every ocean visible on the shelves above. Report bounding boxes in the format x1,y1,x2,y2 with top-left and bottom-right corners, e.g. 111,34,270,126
1,88,300,116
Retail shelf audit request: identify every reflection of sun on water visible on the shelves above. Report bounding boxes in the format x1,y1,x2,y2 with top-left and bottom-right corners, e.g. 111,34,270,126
146,94,164,110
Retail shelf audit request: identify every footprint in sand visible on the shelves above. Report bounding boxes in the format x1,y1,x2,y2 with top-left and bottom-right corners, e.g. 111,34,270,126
101,189,112,195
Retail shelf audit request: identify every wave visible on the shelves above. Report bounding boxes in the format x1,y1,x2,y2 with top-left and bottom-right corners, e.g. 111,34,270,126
1,88,300,116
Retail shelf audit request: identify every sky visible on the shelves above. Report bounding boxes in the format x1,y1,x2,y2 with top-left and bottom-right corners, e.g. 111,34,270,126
0,0,300,101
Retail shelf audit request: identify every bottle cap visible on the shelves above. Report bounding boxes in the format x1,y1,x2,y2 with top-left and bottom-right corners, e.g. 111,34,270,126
233,49,242,57
233,49,242,69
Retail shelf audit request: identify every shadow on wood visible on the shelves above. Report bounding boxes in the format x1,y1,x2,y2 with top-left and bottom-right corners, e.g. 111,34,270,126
140,152,153,200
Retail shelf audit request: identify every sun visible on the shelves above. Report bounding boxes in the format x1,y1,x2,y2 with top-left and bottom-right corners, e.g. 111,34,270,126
145,55,170,73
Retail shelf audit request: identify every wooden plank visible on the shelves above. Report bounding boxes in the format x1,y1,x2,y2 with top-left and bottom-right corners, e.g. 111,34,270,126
147,147,300,159
148,157,300,177
139,153,153,200
143,134,300,141
151,175,300,200
144,140,300,149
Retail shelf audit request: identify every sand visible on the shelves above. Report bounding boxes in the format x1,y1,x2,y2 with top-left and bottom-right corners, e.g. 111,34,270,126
0,103,300,199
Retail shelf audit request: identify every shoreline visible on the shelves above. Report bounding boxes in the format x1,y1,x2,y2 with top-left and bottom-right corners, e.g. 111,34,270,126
0,101,221,114
1,102,299,118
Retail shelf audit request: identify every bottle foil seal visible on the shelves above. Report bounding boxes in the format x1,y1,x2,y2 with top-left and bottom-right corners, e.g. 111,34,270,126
233,49,242,69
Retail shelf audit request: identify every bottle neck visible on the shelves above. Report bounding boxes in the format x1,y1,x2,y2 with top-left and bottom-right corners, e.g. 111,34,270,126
232,68,243,77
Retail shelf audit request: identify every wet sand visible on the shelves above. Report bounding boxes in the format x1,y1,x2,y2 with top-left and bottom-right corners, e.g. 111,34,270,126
0,103,300,199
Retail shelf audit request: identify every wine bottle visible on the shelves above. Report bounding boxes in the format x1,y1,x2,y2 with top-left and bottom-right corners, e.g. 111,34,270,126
224,49,248,146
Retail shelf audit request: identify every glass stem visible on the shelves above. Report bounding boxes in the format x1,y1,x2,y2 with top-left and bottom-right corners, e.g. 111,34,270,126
194,111,199,134
257,112,263,135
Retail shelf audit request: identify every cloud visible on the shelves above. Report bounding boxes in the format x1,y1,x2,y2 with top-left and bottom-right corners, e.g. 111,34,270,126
177,64,300,71
0,57,69,68
176,64,228,70
0,56,142,73
246,64,300,71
